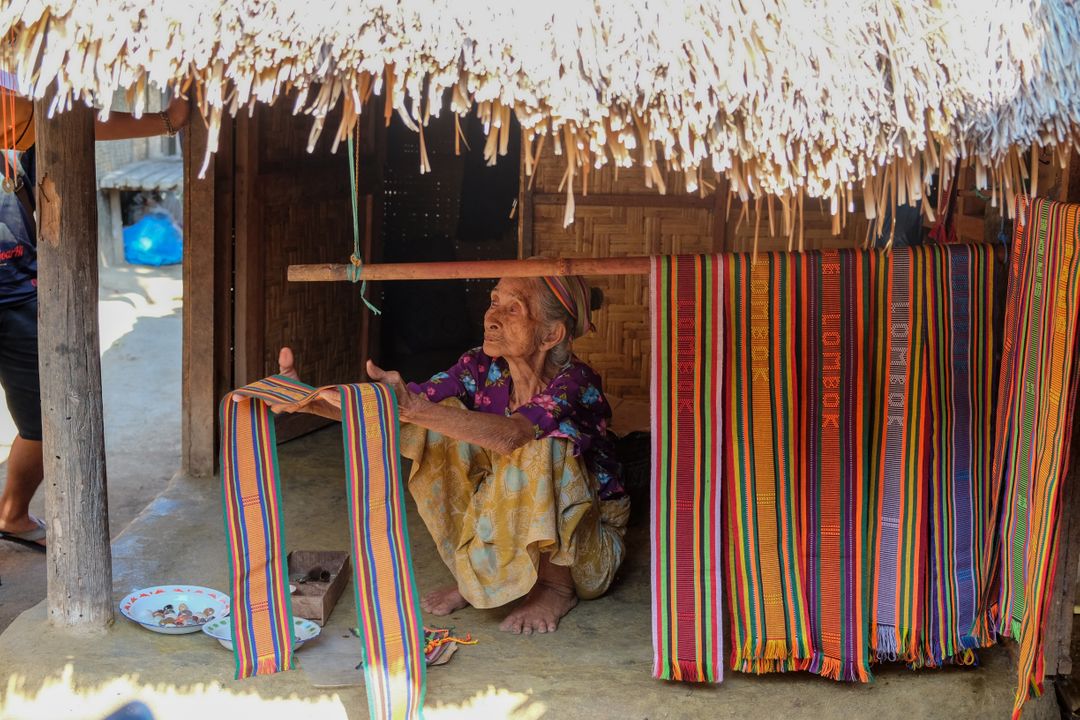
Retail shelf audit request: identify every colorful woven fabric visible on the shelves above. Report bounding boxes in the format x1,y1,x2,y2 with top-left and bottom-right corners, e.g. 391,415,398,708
221,379,297,678
985,196,1080,717
871,246,932,664
222,376,426,720
796,249,879,681
723,252,812,674
920,243,998,667
652,246,998,687
650,254,724,682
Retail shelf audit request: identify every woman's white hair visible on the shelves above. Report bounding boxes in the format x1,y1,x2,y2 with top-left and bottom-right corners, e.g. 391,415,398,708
532,278,576,372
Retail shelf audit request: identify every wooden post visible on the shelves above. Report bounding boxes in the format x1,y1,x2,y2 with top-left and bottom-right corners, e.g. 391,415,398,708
181,104,219,478
34,100,113,628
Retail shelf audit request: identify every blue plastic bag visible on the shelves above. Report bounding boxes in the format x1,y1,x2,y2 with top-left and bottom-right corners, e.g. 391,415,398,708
123,211,182,266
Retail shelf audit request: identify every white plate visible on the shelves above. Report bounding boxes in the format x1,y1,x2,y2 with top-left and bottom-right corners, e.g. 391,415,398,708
119,585,230,635
202,615,321,651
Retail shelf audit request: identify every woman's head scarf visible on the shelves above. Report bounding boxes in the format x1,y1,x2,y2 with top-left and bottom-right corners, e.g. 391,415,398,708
540,275,595,339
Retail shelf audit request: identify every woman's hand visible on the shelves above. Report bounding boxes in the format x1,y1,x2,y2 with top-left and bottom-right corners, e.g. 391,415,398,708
231,346,341,420
367,360,426,421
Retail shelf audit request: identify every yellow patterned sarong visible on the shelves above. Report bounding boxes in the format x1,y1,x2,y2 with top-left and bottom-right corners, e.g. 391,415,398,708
400,399,630,607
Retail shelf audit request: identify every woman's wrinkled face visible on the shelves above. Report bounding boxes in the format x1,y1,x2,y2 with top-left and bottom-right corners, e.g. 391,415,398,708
483,278,542,361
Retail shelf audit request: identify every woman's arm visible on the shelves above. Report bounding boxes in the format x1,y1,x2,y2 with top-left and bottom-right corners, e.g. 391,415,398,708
94,98,190,141
260,351,536,455
405,396,534,456
368,360,534,455
7,96,190,148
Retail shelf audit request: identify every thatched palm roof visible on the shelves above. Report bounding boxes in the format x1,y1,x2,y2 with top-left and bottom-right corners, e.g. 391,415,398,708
3,1,1079,229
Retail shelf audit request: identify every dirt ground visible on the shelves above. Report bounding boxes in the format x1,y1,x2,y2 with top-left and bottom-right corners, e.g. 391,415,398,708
0,421,1041,720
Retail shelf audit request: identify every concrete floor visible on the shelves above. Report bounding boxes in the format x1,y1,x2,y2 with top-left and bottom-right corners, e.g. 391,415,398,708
0,422,1038,720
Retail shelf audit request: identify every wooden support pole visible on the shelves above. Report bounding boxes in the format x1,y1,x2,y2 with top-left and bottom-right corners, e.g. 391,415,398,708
35,100,113,629
181,103,218,478
288,256,653,282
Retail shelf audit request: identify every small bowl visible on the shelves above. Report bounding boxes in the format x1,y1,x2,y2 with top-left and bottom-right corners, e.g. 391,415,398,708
119,585,230,635
202,615,321,651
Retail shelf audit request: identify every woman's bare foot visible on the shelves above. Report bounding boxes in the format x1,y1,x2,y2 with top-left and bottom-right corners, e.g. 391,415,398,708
421,585,470,616
500,555,578,635
499,580,578,635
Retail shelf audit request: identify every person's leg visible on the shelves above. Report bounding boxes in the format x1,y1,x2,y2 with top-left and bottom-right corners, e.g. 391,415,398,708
500,495,631,634
0,298,45,542
0,434,44,537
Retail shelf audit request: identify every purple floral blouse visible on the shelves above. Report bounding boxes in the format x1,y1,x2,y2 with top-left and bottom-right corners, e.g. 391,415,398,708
407,347,626,500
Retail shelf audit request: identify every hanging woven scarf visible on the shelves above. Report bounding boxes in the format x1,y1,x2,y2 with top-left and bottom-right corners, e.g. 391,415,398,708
222,376,426,720
920,243,998,668
796,249,881,682
984,196,1080,717
871,246,932,664
723,252,813,673
650,254,725,682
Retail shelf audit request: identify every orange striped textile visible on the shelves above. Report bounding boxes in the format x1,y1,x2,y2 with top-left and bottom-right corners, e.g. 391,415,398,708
984,196,1080,717
796,249,881,681
724,252,813,673
222,376,426,720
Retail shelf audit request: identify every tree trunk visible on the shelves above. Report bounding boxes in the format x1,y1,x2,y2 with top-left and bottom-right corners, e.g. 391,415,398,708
34,99,113,629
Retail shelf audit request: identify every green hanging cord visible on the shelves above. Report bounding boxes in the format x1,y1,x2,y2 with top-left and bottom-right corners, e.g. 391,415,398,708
347,132,381,315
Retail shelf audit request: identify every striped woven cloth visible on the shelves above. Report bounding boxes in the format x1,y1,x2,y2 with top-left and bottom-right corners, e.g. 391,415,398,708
222,376,426,720
713,245,997,681
796,248,880,682
984,196,1080,717
650,255,725,683
871,246,932,664
723,252,813,673
920,243,997,668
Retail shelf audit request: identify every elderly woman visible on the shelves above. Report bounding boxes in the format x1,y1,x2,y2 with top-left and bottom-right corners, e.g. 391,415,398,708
279,275,629,635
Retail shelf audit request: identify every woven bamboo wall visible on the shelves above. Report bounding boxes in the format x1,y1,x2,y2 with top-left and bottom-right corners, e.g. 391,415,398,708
259,174,371,386
237,101,377,391
526,150,869,428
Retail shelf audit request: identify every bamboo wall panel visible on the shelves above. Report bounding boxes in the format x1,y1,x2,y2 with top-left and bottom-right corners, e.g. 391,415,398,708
726,197,872,252
527,149,867,424
237,102,371,394
259,175,371,388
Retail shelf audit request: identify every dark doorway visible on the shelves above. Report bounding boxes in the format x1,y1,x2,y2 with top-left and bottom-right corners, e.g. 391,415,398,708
380,110,520,382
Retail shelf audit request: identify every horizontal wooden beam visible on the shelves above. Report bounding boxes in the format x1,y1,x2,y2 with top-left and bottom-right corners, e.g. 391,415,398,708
532,192,714,208
288,256,653,282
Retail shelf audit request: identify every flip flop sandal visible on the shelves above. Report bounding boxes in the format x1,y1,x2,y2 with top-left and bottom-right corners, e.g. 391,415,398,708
0,516,46,553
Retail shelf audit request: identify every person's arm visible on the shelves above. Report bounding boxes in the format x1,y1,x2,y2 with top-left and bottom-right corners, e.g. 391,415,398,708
405,395,534,455
94,97,190,141
262,350,536,455
369,361,534,455
8,96,191,149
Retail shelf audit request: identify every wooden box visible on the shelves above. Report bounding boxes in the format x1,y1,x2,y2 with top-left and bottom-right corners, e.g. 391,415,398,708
287,550,351,626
